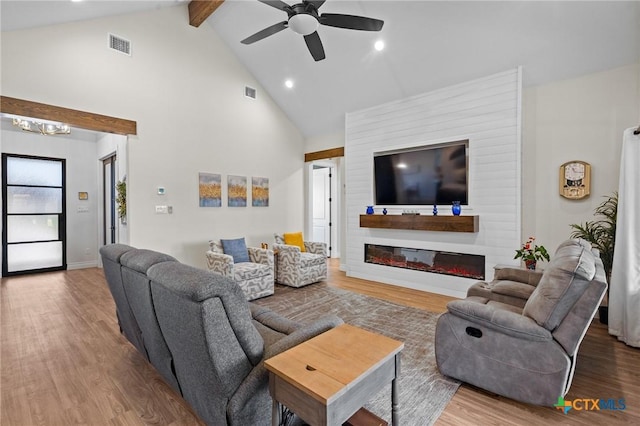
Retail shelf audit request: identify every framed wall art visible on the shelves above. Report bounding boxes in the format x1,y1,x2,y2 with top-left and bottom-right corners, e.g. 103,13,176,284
228,175,247,207
252,177,269,207
199,172,222,207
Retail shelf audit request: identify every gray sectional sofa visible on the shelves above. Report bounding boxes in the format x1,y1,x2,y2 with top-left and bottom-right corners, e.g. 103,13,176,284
435,238,607,406
99,244,342,425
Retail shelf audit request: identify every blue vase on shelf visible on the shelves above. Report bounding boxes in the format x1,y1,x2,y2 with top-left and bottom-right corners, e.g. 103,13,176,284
452,201,461,216
382,208,388,215
366,206,374,215
433,205,438,216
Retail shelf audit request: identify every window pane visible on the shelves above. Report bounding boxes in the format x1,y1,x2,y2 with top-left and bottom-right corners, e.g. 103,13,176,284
7,187,62,214
7,241,63,272
7,215,59,243
6,157,62,186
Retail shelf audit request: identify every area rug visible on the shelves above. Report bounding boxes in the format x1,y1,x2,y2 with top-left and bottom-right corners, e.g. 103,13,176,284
253,283,460,426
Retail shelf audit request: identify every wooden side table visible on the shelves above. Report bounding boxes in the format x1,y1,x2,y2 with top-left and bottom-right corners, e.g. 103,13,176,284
264,324,404,426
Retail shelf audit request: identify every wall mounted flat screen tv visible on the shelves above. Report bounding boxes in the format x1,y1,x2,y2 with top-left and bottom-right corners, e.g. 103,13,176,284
374,140,469,206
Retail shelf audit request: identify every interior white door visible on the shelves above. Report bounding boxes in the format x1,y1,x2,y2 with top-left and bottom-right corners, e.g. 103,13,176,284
3,154,66,275
312,167,331,254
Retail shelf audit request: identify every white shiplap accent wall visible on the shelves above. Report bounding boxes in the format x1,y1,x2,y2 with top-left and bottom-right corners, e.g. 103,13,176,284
345,69,522,298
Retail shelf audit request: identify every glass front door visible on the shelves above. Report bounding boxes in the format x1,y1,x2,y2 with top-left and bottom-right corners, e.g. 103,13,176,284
2,154,66,276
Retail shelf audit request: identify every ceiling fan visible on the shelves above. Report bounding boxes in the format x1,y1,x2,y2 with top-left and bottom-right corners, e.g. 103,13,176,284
241,0,384,61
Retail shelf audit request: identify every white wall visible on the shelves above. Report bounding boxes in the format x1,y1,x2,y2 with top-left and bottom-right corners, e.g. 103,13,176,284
522,63,640,252
345,69,522,298
1,129,100,270
1,5,305,268
305,131,345,153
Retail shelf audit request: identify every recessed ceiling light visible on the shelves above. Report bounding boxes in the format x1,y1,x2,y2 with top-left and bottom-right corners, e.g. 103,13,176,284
71,0,84,3
374,40,385,51
284,79,294,89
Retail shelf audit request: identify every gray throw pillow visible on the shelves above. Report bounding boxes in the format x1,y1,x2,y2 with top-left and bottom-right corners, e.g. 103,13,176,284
221,238,250,263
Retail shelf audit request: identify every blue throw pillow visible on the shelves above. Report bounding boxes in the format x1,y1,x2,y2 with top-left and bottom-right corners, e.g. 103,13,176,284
221,238,250,263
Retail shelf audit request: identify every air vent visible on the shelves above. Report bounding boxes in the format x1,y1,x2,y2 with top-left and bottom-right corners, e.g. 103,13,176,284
245,86,257,99
108,33,131,56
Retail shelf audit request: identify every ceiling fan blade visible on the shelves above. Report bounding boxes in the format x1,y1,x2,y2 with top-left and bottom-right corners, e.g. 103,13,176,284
305,0,326,9
319,13,384,31
241,21,288,45
258,0,291,12
304,31,326,61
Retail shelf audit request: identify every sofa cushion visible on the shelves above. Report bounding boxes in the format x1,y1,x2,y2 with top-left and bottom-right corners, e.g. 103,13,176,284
234,262,271,281
283,232,306,252
121,249,176,273
221,238,250,263
492,281,536,301
300,252,325,268
523,240,596,330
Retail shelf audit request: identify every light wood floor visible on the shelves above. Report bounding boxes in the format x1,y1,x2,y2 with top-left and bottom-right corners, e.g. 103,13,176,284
1,260,638,425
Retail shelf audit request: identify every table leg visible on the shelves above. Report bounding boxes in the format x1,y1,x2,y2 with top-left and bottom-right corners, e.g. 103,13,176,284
272,400,280,426
391,353,401,425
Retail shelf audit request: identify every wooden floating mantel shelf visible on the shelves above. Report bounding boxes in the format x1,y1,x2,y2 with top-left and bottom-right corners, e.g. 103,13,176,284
360,214,479,233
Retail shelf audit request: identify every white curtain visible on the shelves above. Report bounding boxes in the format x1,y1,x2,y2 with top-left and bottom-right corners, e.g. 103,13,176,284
608,127,640,347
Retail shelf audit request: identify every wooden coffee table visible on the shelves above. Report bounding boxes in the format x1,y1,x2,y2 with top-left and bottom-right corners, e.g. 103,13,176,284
264,323,404,426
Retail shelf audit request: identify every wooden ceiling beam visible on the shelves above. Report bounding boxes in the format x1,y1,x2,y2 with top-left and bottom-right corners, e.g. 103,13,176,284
0,96,137,135
304,147,345,162
188,0,225,28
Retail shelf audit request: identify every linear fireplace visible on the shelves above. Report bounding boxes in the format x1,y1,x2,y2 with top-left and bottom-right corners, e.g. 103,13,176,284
365,244,485,280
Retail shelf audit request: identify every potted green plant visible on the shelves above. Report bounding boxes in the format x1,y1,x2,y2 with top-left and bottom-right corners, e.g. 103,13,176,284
514,236,550,270
569,192,617,324
116,179,127,224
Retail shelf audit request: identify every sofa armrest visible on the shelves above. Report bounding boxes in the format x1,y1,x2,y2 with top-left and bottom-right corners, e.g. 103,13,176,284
304,241,327,256
264,315,344,359
227,315,343,418
247,247,274,267
249,304,301,335
494,265,544,287
205,250,234,278
446,299,551,341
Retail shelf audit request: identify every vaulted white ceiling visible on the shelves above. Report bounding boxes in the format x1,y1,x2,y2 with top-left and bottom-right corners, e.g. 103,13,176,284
2,1,639,139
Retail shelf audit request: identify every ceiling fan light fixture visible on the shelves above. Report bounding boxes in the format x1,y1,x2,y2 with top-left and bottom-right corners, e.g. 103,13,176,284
288,13,319,36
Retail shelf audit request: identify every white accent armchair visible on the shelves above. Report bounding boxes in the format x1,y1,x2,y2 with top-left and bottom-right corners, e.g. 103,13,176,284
273,234,327,288
206,240,274,300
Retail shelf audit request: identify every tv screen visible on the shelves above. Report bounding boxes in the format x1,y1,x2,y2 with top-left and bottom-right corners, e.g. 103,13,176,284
374,140,468,206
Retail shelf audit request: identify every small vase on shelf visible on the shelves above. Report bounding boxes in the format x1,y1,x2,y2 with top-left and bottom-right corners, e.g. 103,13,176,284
525,260,537,270
433,205,438,216
382,208,388,215
451,201,461,216
366,206,374,215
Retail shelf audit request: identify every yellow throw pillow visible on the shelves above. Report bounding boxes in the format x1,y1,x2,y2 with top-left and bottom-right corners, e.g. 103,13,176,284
283,232,306,252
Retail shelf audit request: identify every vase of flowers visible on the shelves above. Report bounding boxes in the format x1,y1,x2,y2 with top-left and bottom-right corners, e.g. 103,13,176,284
514,236,550,270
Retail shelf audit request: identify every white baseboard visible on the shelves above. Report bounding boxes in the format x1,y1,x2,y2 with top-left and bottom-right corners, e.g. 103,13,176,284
67,261,98,270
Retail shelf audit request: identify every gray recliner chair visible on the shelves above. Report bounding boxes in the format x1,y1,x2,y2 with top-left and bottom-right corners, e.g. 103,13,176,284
148,261,343,425
435,239,607,406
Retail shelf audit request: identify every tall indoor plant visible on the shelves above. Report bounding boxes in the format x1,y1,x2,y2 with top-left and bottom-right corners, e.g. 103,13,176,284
569,192,617,323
